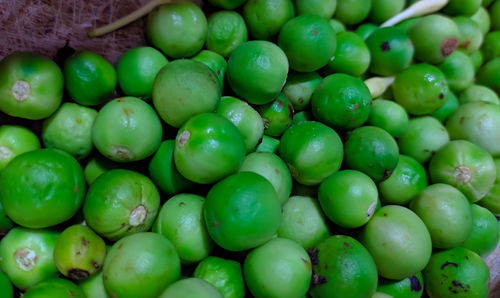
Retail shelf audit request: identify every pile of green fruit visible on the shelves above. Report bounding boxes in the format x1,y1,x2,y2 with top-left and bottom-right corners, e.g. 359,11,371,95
1,0,500,297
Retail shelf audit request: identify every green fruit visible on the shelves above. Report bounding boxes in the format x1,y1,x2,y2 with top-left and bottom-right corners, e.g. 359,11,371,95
309,235,378,298
78,271,108,298
367,99,409,137
476,57,500,93
410,184,473,249
471,6,490,35
192,50,227,90
23,278,85,298
92,96,163,162
319,170,378,228
243,0,295,40
0,227,59,290
148,140,196,195
258,93,294,137
334,0,372,25
395,17,420,33
279,121,344,185
64,51,116,106
83,154,120,186
479,158,500,215
292,110,314,125
255,135,280,154
152,59,221,128
329,18,346,34
446,102,500,156
206,11,248,57
103,233,181,298
153,194,213,263
392,63,448,115
159,278,223,298
453,17,483,55
423,247,489,298
0,201,13,236
428,140,496,202
295,0,337,19
239,152,292,205
366,26,414,76
83,169,160,241
462,204,500,257
431,91,459,122
377,272,424,298
282,71,322,111
147,2,207,58
408,15,460,64
216,96,264,153
492,0,500,31
278,196,331,249
397,116,450,164
116,46,168,99
378,155,428,205
207,0,247,9
0,148,85,228
204,172,282,251
0,271,13,298
443,0,481,17
469,50,483,73
54,224,106,279
439,50,474,92
312,73,372,131
355,23,379,40
227,40,288,105
325,31,371,77
360,205,432,280
174,113,246,184
0,125,40,172
194,256,245,298
278,15,337,72
42,102,97,159
344,126,399,182
458,85,499,105
369,0,405,24
0,52,63,119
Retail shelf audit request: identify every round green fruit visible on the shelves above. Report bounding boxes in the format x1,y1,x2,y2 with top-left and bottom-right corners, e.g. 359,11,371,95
206,11,248,57
159,278,223,298
367,99,409,137
23,278,85,298
377,272,424,298
0,125,40,172
325,31,370,77
0,271,13,298
462,204,500,257
242,0,295,40
194,256,245,298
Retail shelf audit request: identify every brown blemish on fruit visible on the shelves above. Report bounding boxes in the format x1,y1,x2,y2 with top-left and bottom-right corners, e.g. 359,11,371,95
111,145,134,160
179,202,185,207
68,268,90,279
380,41,390,51
313,30,318,35
75,118,82,124
129,205,147,226
454,166,471,184
217,69,221,75
91,260,100,269
81,237,88,246
15,247,38,271
410,276,422,292
302,258,312,271
70,290,75,296
441,261,458,270
298,97,304,104
276,99,284,108
215,221,220,228
117,98,124,102
459,117,465,124
177,130,190,147
383,213,388,217
74,185,79,192
118,243,123,250
123,108,133,117
343,242,350,247
383,169,393,179
12,80,30,101
459,40,471,49
312,274,327,285
441,38,458,57
353,104,359,110
307,248,319,265
274,169,279,174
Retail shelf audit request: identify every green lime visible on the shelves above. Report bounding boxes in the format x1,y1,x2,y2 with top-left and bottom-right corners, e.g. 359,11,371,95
439,50,474,92
443,0,481,17
462,204,500,257
492,0,500,31
64,51,116,106
206,11,248,57
194,256,245,298
243,0,295,40
471,6,491,35
431,91,459,122
23,278,85,298
83,154,120,186
453,17,483,55
159,278,223,298
334,0,371,25
355,23,378,40
329,18,346,34
295,0,337,19
367,99,409,137
0,271,13,298
192,50,227,90
377,272,424,298
116,46,168,99
78,271,107,298
325,31,370,77
0,125,40,172
369,0,405,24
282,71,322,111
0,52,63,119
258,93,294,137
458,85,499,105
476,57,500,93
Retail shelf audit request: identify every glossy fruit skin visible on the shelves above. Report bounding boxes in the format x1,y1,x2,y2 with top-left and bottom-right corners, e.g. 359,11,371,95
258,93,294,137
243,0,295,40
278,196,331,249
256,135,280,154
216,96,264,153
239,152,292,205
204,172,282,251
0,52,63,119
360,205,432,280
423,247,489,298
446,102,500,157
378,155,428,205
309,235,378,298
206,11,248,57
369,0,405,24
471,6,490,35
153,194,213,264
227,40,289,105
147,2,207,58
312,73,372,131
334,0,371,25
443,0,481,17
244,238,312,298
42,102,97,160
295,0,337,19
153,59,221,128
103,232,181,298
397,116,450,164
476,57,500,93
116,46,168,99
64,51,116,106
367,99,409,137
278,15,337,72
148,140,195,195
194,256,245,298
0,148,85,228
355,23,378,40
439,50,474,92
0,125,40,172
410,184,473,249
83,154,119,186
325,31,371,77
453,17,483,55
428,140,496,202
174,113,246,184
458,85,499,105
462,204,500,257
377,272,424,298
366,26,414,76
83,169,160,241
283,72,322,111
78,271,109,298
0,270,13,298
159,278,223,298
408,15,460,64
344,126,399,182
0,227,59,290
54,224,107,279
279,121,344,185
392,64,448,115
479,158,500,215
192,50,227,90
432,91,459,122
23,278,85,298
319,170,378,228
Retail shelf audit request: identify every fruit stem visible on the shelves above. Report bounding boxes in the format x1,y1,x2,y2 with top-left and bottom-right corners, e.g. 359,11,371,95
381,0,449,27
364,76,395,98
87,0,174,38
